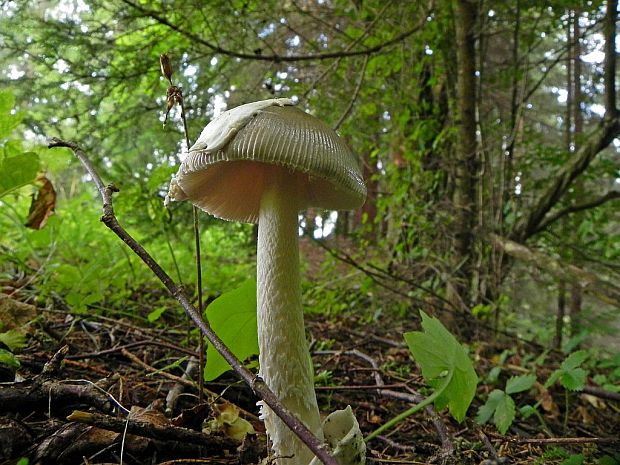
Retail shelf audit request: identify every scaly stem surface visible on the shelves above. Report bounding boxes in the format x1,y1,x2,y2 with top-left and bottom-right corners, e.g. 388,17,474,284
257,171,323,465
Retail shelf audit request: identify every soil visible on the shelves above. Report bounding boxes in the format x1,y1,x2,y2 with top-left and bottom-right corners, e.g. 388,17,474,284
0,289,619,465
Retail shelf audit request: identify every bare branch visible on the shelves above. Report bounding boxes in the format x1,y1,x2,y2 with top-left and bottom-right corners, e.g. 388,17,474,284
491,234,620,307
333,54,369,131
535,190,620,233
120,0,426,62
510,115,620,241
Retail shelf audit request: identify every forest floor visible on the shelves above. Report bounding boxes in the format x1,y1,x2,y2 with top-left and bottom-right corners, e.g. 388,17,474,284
1,286,619,465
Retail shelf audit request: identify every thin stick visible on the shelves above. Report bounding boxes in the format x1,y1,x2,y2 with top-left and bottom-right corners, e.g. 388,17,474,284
47,138,338,465
161,52,206,402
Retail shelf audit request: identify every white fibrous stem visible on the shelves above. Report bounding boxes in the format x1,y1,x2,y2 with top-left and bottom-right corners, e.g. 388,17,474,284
257,170,323,465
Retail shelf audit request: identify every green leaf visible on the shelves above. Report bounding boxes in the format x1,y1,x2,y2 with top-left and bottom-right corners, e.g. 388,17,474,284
404,311,478,422
204,279,258,381
519,404,537,419
546,351,589,391
0,152,40,198
0,348,20,368
493,391,515,434
476,389,504,425
560,368,587,391
147,307,166,323
561,350,588,371
561,454,584,465
0,90,22,139
505,374,537,394
0,330,27,351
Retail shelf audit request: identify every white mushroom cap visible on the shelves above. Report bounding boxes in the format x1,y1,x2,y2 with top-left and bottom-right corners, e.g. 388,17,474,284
166,99,366,223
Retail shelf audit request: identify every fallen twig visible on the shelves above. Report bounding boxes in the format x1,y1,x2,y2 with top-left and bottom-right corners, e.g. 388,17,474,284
67,410,239,450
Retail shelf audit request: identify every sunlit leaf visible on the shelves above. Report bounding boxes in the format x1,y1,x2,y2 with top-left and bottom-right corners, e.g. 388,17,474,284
0,330,27,351
204,279,257,381
404,311,478,422
0,152,40,198
0,348,20,368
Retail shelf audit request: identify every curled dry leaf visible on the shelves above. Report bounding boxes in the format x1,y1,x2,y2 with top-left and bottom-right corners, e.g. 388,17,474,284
25,175,56,230
160,53,173,83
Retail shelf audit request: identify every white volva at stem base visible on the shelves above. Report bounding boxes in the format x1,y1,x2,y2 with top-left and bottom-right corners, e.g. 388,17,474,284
257,171,323,465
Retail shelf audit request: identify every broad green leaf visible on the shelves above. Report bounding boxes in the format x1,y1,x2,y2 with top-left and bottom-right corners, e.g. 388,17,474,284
493,391,515,434
404,311,478,422
0,152,40,198
204,279,258,381
505,374,537,394
560,368,587,391
0,330,27,351
476,389,504,425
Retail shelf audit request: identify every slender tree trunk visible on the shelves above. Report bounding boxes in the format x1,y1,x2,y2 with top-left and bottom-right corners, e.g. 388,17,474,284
448,0,478,313
554,281,566,350
555,11,574,351
570,283,583,337
570,10,584,342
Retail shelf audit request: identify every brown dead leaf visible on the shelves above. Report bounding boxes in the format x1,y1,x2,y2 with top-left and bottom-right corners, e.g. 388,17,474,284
25,175,56,230
535,383,559,417
0,295,37,331
576,405,593,424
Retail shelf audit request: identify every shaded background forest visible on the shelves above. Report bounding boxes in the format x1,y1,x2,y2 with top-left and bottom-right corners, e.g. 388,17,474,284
3,0,619,347
1,0,620,463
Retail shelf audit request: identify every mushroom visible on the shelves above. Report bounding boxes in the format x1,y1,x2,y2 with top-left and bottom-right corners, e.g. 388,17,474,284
166,98,366,464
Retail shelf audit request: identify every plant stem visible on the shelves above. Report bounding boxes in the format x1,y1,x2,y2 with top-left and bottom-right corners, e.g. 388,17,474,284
365,371,452,442
257,169,322,464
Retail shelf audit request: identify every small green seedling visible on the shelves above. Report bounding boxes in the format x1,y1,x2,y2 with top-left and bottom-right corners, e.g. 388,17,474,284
366,311,478,440
544,350,589,392
476,373,537,434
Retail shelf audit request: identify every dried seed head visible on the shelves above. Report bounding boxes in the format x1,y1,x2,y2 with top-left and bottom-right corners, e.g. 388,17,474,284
160,53,173,83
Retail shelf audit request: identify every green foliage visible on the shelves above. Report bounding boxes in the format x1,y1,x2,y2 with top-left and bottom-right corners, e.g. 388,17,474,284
0,330,27,351
0,90,22,139
0,348,20,369
599,453,620,465
476,374,537,434
0,152,40,198
545,350,589,392
404,311,478,422
593,352,620,392
204,279,258,381
561,454,585,465
0,90,40,198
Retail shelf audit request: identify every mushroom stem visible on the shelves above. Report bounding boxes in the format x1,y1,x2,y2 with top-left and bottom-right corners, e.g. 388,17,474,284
257,168,323,465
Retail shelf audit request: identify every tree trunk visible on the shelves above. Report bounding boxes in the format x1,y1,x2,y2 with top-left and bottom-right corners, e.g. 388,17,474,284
554,281,566,350
448,0,478,313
